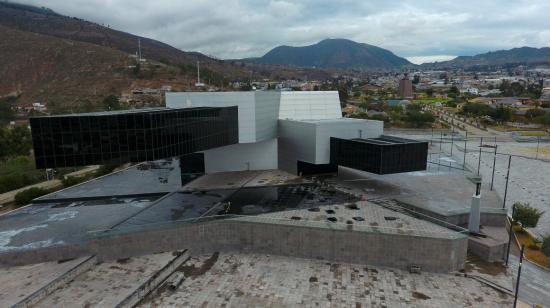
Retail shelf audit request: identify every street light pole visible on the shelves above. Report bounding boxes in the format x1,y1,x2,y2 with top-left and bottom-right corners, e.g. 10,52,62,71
513,244,525,308
535,136,540,159
463,131,468,170
503,155,512,209
505,203,516,267
477,137,483,175
450,126,454,156
490,145,497,191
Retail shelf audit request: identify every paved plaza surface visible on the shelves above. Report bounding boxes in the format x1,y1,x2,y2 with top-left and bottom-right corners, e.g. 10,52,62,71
326,164,501,218
258,201,461,239
392,130,550,236
143,252,512,307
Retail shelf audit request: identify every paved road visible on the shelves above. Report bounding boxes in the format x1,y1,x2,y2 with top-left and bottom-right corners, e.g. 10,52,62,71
0,165,99,206
508,244,550,306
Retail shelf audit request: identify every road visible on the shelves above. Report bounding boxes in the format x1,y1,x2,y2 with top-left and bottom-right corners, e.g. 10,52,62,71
508,243,550,306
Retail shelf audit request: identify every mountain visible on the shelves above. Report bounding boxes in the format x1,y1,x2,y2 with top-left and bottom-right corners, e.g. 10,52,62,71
0,24,200,113
246,39,411,69
0,2,261,112
423,47,550,69
0,2,247,79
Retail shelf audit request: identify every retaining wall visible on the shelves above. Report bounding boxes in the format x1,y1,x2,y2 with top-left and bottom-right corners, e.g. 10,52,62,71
92,219,468,273
0,219,468,273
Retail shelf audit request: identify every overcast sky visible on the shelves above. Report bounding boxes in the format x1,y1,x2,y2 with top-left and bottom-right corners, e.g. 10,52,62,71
14,0,550,64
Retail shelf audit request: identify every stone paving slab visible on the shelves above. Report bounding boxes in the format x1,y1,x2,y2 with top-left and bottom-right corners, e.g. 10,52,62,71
142,252,512,307
0,257,87,307
34,252,175,307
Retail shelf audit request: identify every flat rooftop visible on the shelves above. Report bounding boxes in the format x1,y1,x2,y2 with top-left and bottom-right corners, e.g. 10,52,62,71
38,159,181,201
31,106,217,118
352,135,428,145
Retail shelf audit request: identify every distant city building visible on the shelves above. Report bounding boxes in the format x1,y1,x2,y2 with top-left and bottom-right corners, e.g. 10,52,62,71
398,75,414,99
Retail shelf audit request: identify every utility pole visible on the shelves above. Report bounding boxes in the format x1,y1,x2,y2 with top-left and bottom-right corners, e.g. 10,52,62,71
513,244,525,308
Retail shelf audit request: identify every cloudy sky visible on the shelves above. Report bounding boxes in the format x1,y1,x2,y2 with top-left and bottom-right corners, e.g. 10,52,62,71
15,0,550,63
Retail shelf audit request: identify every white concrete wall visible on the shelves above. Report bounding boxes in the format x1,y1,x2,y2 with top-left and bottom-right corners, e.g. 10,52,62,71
202,138,277,173
254,91,281,141
278,120,317,174
278,91,342,120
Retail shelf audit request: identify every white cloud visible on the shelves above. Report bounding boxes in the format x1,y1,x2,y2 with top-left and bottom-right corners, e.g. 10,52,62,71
406,55,457,65
13,0,550,60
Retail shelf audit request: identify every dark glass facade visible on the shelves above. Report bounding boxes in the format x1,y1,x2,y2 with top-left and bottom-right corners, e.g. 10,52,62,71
297,160,338,176
330,136,428,174
30,107,238,169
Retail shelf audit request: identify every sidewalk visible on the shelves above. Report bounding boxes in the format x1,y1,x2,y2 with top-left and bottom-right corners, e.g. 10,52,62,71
0,165,99,206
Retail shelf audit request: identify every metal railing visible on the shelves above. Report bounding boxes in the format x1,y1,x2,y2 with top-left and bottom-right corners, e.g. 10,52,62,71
88,213,468,241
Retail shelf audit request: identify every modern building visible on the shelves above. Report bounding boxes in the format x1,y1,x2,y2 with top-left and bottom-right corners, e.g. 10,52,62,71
30,91,428,176
398,75,414,99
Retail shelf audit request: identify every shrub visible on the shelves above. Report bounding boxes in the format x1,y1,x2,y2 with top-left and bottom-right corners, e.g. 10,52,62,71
14,187,50,206
512,202,544,229
512,202,544,228
62,175,85,188
529,237,542,250
542,236,550,257
95,164,118,177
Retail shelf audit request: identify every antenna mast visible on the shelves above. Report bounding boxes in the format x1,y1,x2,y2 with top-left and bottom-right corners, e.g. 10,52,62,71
138,38,142,62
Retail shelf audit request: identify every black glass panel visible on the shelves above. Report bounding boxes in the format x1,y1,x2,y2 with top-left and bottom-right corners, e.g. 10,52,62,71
30,107,238,169
330,136,428,175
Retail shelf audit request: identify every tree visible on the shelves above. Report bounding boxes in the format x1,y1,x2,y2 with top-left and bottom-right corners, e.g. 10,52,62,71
447,86,460,98
512,202,544,230
337,86,349,109
102,95,121,111
426,88,434,97
404,111,435,128
526,108,545,120
491,105,512,123
0,95,17,125
541,236,550,257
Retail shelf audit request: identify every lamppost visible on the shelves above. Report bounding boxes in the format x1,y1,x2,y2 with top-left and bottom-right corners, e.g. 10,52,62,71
462,131,468,171
513,244,525,308
505,203,517,267
503,155,512,209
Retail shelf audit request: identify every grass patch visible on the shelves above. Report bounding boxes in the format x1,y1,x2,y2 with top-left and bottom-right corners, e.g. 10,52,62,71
513,226,550,269
517,131,549,137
